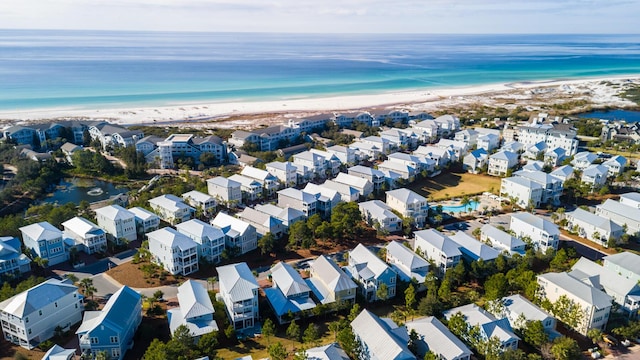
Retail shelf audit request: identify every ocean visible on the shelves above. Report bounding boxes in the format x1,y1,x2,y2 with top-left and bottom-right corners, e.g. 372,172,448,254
1,30,640,111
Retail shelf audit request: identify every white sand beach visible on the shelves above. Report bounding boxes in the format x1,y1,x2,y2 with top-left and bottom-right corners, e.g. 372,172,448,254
0,75,638,128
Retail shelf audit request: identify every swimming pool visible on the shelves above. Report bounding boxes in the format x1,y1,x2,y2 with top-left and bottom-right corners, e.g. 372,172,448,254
433,201,479,214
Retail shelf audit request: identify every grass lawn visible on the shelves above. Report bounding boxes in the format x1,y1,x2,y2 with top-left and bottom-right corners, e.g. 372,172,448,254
407,171,502,201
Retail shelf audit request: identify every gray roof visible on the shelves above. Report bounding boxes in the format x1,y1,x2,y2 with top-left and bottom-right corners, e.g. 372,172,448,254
405,317,472,360
176,219,225,242
537,272,613,309
502,294,553,323
515,169,562,186
149,194,195,212
350,310,415,360
266,161,297,172
128,206,159,222
510,212,559,236
450,231,500,262
305,343,350,360
444,303,519,345
19,221,62,241
582,164,608,177
570,257,640,301
348,165,385,177
217,262,259,302
597,199,640,220
308,255,357,304
94,204,135,221
207,176,241,188
0,279,77,318
386,241,429,271
278,187,316,203
359,200,398,222
603,252,640,276
349,244,392,280
550,165,574,178
490,150,518,162
386,188,427,205
270,262,310,297
413,229,462,258
502,176,543,190
176,280,214,320
62,216,105,238
148,227,198,251
481,224,526,251
566,208,623,233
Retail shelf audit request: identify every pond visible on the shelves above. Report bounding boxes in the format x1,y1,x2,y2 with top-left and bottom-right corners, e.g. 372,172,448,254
43,178,129,205
577,109,640,122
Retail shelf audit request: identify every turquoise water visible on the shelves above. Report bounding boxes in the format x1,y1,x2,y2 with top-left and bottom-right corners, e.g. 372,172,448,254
435,201,480,214
577,109,640,122
1,31,640,110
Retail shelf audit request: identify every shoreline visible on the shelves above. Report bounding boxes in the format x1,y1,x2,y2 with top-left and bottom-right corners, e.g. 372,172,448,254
1,74,639,127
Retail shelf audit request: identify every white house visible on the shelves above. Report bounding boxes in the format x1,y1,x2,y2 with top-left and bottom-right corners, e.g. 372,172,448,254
241,166,280,196
168,280,218,340
544,147,566,167
302,182,343,219
500,177,543,209
236,207,285,238
550,165,574,182
176,219,226,264
350,310,416,360
216,262,259,330
306,255,357,306
385,241,429,286
596,199,640,236
345,244,397,302
376,160,416,181
327,145,357,166
517,123,578,156
62,216,107,255
581,164,608,189
571,151,598,170
387,152,435,173
333,173,373,198
450,231,501,263
277,187,317,217
537,272,612,335
182,190,217,216
254,204,305,228
565,208,623,247
498,294,557,336
435,139,468,161
411,119,439,143
603,252,640,284
359,200,402,233
405,317,472,360
480,224,526,255
463,148,488,173
305,343,350,360
42,344,76,360
149,194,194,225
321,180,359,203
228,174,263,202
94,205,137,243
147,227,199,275
264,262,316,324
348,165,386,192
0,279,83,349
128,207,160,234
509,212,559,252
443,303,519,352
619,192,640,209
413,229,462,275
206,176,242,206
488,151,519,176
477,133,500,152
386,188,429,228
19,222,66,266
413,146,452,167
454,129,479,147
523,141,547,161
500,141,524,154
266,161,298,187
0,237,31,278
210,212,258,255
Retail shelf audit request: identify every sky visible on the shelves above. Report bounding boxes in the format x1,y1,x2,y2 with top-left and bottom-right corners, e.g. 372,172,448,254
0,0,638,33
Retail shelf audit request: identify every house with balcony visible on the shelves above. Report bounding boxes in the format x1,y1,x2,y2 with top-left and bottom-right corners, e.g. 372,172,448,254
149,194,194,225
413,145,452,167
509,212,559,252
176,219,226,264
206,176,242,207
387,152,436,174
228,174,263,202
182,190,217,216
350,310,416,360
348,165,385,192
514,169,564,205
128,207,160,235
345,244,397,302
443,304,519,353
386,188,429,228
537,272,612,335
254,204,305,229
603,155,627,177
405,317,472,360
333,173,373,198
277,187,317,217
523,141,547,161
480,224,526,255
241,166,279,196
433,115,461,136
293,151,331,180
494,294,558,338
385,241,429,287
326,145,358,166
359,200,402,233
596,199,640,236
463,148,488,174
216,262,259,331
333,111,375,127
266,161,298,187
454,129,479,147
320,180,360,203
565,208,623,247
0,237,31,278
349,141,382,161
376,160,416,181
500,177,543,209
210,212,257,255
570,257,640,318
143,134,227,169
94,205,137,243
488,150,519,176
603,252,640,283
88,123,143,150
550,165,574,182
265,262,316,324
356,136,393,154
76,286,142,360
168,280,218,340
148,227,199,275
477,133,500,152
380,128,410,149
413,229,462,275
0,279,82,349
500,141,525,154
435,139,468,162
19,222,66,267
303,183,342,219
62,217,107,255
237,207,285,238
581,164,608,190
450,231,500,263
544,147,566,167
411,119,439,143
571,151,598,170
306,255,357,306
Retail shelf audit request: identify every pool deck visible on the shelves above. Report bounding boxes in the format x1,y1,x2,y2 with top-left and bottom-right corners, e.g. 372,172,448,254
431,194,501,214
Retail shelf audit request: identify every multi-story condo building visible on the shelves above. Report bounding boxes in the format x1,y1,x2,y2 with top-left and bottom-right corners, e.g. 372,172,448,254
62,216,107,255
88,123,144,150
148,227,199,275
19,222,66,266
385,188,428,228
509,212,559,252
517,123,579,156
94,205,137,243
216,262,259,330
141,134,227,169
206,176,242,206
176,219,226,264
0,279,82,349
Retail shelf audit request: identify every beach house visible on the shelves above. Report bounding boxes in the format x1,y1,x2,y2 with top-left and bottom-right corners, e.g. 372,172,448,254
62,216,107,255
550,165,574,182
385,188,429,228
264,262,316,324
513,169,564,206
176,219,226,264
565,208,623,246
480,224,526,255
210,212,258,255
128,206,160,234
405,317,472,360
76,286,142,360
497,294,557,337
236,207,285,238
581,164,609,190
463,148,488,173
333,173,373,198
603,252,640,283
544,147,566,167
359,200,402,233
305,343,350,360
385,241,430,286
0,237,31,277
500,177,543,209
0,279,83,349
619,192,640,209
277,187,317,217
266,161,298,187
345,244,397,302
147,227,199,275
19,222,66,266
571,151,598,170
241,166,280,196
326,145,358,165
206,176,242,206
350,310,416,360
253,204,305,229
509,212,559,252
94,205,137,243
595,199,640,236
216,262,259,330
413,229,462,275
168,280,218,340
488,150,519,176
348,165,385,191
227,174,263,202
306,255,357,306
181,190,217,216
477,133,500,152
149,194,194,225
450,231,501,263
443,304,519,352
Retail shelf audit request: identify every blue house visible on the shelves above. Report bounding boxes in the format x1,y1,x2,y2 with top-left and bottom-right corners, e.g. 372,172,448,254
264,262,316,324
19,222,66,266
345,244,397,302
76,286,142,360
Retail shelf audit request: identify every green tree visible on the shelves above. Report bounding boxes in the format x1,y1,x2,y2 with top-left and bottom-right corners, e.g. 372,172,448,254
143,338,169,360
79,278,96,300
197,331,219,357
423,351,441,360
302,323,319,346
484,273,508,300
405,283,417,310
438,278,452,301
330,202,362,238
376,283,389,302
258,232,276,255
262,318,276,346
307,214,323,237
268,342,288,360
168,324,195,359
286,320,301,348
293,348,309,360
446,312,468,340
550,336,581,360
337,326,361,360
587,328,603,345
522,320,549,348
288,221,312,249
348,303,361,322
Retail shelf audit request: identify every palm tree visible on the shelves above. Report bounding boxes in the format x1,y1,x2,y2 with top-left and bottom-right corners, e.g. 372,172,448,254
79,278,96,300
207,277,217,292
460,196,471,216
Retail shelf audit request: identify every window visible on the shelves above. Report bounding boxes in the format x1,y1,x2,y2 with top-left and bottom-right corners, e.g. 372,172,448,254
24,317,28,323
112,348,120,358
28,329,31,335
90,337,99,344
110,336,119,343
38,310,42,316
